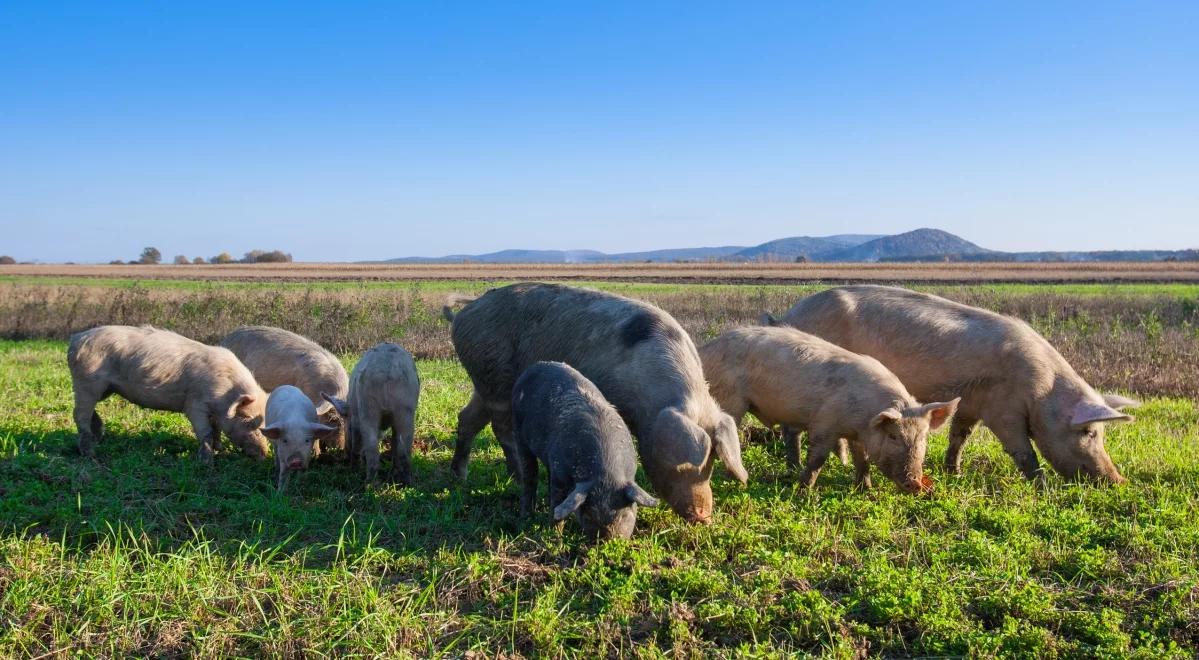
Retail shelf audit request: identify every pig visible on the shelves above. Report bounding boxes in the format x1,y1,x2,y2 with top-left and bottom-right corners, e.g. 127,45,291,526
262,385,339,490
699,326,958,492
443,282,747,524
763,285,1138,483
67,325,269,463
219,326,349,451
320,342,420,485
512,362,659,539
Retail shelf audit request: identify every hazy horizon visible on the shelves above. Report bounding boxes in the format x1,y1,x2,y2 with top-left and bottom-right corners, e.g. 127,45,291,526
2,2,1197,263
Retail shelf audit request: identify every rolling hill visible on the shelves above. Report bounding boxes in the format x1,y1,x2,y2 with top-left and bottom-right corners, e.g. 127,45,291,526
380,228,1193,263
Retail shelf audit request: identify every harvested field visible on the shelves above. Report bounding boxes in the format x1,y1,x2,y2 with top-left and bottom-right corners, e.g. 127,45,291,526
4,260,1199,283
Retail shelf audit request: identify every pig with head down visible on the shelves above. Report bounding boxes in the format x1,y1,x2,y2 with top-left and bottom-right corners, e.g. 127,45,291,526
263,385,339,489
321,342,420,485
444,282,747,524
68,325,269,463
512,361,658,539
700,326,958,493
219,326,349,452
763,285,1138,483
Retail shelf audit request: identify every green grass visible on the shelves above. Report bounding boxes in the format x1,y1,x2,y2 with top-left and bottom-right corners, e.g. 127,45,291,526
2,340,1198,657
5,274,1199,298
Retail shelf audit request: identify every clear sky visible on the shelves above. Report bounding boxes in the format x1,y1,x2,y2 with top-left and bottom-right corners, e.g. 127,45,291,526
2,2,1197,262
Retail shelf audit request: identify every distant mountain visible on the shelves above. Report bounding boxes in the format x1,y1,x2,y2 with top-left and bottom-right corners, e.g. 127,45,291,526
602,245,746,262
731,234,882,261
825,228,992,262
378,228,1195,264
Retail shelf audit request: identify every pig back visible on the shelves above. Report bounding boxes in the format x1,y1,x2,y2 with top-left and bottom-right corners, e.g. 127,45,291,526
783,286,1043,403
220,326,349,403
452,283,706,435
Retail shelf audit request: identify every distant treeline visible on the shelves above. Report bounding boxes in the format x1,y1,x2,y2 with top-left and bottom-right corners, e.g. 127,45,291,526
108,247,294,266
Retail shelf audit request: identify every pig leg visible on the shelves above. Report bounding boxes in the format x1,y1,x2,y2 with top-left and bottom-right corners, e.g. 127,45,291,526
388,408,415,487
517,446,538,518
849,440,872,490
835,438,851,466
358,415,382,483
72,386,103,458
944,415,979,475
782,426,803,470
347,421,361,468
489,411,522,479
450,391,491,480
186,406,218,465
799,434,836,487
989,417,1044,483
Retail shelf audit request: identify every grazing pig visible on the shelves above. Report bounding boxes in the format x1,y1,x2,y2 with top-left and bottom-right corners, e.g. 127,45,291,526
321,343,420,484
263,385,338,490
67,325,269,462
763,285,1138,483
219,326,349,451
512,362,658,539
444,282,746,524
699,326,958,492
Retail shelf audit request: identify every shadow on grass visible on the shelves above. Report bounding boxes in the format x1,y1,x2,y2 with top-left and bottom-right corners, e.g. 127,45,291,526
0,424,563,567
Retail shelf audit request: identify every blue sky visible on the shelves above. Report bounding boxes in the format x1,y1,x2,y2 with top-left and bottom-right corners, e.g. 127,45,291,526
2,2,1196,262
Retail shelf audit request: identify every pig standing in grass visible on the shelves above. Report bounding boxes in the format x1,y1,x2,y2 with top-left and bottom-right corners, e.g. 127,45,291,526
219,326,349,451
763,285,1138,483
700,326,958,492
263,385,338,490
444,282,746,525
512,362,658,539
67,325,269,462
321,343,420,485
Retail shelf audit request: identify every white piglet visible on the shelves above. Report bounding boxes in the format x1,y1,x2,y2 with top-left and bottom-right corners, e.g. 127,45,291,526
263,385,338,490
322,343,420,485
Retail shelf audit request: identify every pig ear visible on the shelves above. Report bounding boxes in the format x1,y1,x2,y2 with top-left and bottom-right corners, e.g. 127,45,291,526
1070,400,1134,429
230,394,257,418
552,482,592,521
713,414,748,484
759,312,779,326
320,392,349,418
920,397,960,431
871,408,903,428
653,408,709,473
309,423,338,440
262,424,283,441
1102,393,1140,411
623,483,659,508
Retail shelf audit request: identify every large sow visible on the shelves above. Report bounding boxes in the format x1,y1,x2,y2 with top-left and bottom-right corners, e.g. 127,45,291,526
445,282,746,524
68,325,269,462
700,326,958,492
512,361,658,539
321,342,420,485
219,326,349,451
764,285,1137,482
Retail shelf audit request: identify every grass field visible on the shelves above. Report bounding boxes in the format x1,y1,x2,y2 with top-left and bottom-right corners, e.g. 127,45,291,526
2,336,1198,657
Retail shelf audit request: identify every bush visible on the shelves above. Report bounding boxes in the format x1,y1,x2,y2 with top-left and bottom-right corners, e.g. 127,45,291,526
0,255,15,265
172,255,189,265
211,252,235,264
192,256,206,265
